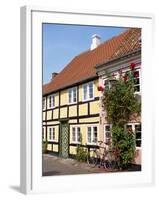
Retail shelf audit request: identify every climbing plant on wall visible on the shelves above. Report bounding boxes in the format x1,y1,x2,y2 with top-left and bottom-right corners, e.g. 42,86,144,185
102,63,141,168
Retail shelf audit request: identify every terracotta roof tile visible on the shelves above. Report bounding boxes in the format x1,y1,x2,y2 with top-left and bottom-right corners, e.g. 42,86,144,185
43,28,141,95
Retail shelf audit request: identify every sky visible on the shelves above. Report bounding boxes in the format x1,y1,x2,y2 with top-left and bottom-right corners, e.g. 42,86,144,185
42,24,127,84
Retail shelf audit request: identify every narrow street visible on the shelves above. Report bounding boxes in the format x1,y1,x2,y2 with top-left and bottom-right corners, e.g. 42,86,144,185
42,154,108,176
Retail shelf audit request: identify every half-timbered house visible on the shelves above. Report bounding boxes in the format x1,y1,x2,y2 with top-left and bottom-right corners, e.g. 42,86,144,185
42,28,141,164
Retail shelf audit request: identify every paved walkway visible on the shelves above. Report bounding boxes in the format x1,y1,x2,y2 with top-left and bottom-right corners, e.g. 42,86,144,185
42,154,108,176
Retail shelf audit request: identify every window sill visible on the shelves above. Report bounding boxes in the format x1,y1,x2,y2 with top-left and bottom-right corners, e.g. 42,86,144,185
82,97,94,102
68,102,77,105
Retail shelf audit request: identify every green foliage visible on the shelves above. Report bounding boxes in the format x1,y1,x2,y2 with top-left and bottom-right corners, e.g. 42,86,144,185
75,135,88,162
76,145,88,162
112,125,135,167
103,77,141,126
102,68,141,168
42,140,48,154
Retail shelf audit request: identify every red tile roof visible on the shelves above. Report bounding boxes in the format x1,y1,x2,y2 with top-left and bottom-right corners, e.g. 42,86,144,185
43,28,141,95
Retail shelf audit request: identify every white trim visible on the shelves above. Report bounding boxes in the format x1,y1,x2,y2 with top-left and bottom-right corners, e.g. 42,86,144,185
126,122,142,149
82,81,94,102
48,94,55,109
104,124,112,143
42,127,46,141
71,126,81,144
86,125,98,145
68,86,77,104
47,127,56,141
42,97,46,110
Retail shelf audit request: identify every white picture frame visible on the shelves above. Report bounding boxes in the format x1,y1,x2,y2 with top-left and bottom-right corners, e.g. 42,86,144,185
20,6,154,194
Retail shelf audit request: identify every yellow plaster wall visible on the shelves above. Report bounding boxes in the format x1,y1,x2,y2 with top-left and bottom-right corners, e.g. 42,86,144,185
69,105,77,117
53,144,58,152
46,121,59,125
94,79,100,97
69,119,77,123
79,103,88,116
53,108,59,119
69,146,77,155
47,144,52,151
79,117,99,123
60,90,68,105
47,110,52,120
54,93,59,107
90,101,100,114
79,85,83,102
43,112,46,121
60,107,67,118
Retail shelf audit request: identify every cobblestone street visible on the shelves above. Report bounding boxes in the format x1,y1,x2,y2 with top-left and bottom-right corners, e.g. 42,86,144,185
42,154,107,176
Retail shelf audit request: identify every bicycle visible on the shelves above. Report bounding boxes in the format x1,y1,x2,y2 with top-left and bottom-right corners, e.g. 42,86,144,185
87,141,120,171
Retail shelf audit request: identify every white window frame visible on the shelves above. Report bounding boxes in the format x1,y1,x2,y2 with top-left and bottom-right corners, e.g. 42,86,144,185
68,87,77,104
103,78,112,89
102,68,141,94
48,94,55,108
104,124,112,144
82,81,94,101
125,123,141,149
42,127,46,141
133,68,141,94
87,126,98,145
48,127,55,141
42,97,46,110
71,126,81,144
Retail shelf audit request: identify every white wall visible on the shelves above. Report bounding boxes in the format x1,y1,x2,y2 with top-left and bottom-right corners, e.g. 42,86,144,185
0,0,158,199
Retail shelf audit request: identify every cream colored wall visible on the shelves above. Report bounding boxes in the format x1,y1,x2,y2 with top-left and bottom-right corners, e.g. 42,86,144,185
69,105,77,117
79,103,88,116
60,107,67,118
47,144,52,151
69,146,77,155
43,112,46,121
69,119,77,123
79,85,83,102
90,101,100,114
60,90,68,105
47,110,52,120
94,79,100,97
53,108,59,119
79,117,99,123
53,144,58,152
47,121,59,125
42,126,46,141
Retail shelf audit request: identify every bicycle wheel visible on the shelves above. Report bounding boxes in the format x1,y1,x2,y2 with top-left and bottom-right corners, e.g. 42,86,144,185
87,150,98,167
103,151,113,171
103,159,112,170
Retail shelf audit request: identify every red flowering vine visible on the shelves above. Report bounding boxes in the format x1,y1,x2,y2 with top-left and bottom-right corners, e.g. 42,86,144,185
130,63,136,71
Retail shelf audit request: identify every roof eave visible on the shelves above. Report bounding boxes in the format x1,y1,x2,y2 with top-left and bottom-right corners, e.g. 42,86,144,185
95,48,141,69
43,75,98,96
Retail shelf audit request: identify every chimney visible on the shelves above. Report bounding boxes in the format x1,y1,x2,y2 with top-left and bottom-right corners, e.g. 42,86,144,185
51,72,58,81
90,34,101,50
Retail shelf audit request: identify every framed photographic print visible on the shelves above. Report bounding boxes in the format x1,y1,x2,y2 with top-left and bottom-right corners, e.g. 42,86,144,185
20,6,154,194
